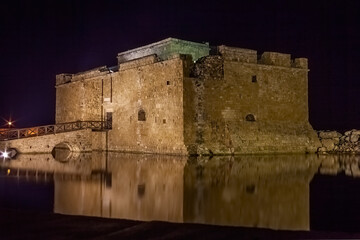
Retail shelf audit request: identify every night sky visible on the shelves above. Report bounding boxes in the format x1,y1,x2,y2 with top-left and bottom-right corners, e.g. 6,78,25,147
0,0,359,131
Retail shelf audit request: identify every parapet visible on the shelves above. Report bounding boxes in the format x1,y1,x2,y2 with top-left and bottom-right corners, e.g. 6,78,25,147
260,52,291,67
217,45,257,63
293,58,308,69
117,38,210,64
55,66,113,86
119,54,159,71
56,73,73,86
259,52,308,69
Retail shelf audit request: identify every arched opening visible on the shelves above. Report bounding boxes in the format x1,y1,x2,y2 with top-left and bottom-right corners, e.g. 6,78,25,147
245,114,256,122
51,142,79,162
138,109,146,121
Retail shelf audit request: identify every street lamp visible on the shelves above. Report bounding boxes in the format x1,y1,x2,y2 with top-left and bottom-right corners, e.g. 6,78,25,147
7,121,12,128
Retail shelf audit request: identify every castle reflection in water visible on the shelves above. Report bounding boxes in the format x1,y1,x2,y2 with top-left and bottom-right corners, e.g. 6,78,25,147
2,151,359,231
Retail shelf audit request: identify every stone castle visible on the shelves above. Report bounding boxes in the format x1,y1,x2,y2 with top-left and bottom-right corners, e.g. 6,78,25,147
55,38,320,155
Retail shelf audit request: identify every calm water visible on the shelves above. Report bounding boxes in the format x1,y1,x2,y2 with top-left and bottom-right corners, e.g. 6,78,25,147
1,152,360,232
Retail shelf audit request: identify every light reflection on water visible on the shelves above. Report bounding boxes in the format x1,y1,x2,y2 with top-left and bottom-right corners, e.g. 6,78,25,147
1,152,360,231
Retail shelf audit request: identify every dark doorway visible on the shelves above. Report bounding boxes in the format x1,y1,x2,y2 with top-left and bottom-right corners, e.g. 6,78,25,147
106,112,112,129
138,109,146,121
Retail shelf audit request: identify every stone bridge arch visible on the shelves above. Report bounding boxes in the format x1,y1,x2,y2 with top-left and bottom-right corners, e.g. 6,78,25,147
52,141,80,153
0,129,100,154
52,142,81,162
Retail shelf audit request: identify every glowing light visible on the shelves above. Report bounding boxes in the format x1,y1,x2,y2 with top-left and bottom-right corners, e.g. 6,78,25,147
7,169,10,175
1,150,10,159
8,121,12,126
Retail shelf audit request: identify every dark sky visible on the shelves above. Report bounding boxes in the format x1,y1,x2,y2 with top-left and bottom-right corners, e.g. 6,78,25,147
0,0,359,131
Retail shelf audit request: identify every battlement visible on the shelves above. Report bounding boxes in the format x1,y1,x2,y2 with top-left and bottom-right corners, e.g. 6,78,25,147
56,66,118,86
259,52,308,69
216,46,308,69
217,45,258,63
117,37,210,64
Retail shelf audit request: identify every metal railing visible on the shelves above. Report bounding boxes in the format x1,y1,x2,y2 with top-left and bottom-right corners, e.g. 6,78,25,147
0,121,110,141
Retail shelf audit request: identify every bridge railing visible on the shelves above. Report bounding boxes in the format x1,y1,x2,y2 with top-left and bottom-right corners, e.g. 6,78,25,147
0,121,110,141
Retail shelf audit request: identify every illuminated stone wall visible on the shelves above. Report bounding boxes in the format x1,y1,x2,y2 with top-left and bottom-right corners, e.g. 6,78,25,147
54,38,320,155
185,47,320,154
106,55,188,154
55,67,106,123
0,129,95,153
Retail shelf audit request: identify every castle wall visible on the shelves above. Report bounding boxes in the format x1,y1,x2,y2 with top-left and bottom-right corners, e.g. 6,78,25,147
186,50,320,154
55,68,106,123
107,55,188,154
54,39,320,155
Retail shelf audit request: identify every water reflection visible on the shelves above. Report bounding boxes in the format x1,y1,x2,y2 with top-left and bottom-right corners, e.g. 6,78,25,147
3,151,349,231
54,153,187,222
184,155,320,230
319,154,360,177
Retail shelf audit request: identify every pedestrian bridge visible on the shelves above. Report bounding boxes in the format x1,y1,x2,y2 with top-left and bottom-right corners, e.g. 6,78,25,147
0,121,109,155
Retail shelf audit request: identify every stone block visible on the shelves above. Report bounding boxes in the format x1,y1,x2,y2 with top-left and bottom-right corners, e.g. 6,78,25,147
293,58,308,69
260,52,291,67
217,45,257,63
319,131,342,139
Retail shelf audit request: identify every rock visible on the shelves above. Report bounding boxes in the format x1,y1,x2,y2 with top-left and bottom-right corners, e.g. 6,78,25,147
345,130,352,136
354,146,360,153
320,139,336,151
352,130,360,135
319,131,342,139
318,147,327,153
350,134,359,143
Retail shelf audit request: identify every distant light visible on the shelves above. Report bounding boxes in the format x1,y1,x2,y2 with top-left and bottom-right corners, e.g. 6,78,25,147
1,150,9,159
8,121,12,126
7,169,10,175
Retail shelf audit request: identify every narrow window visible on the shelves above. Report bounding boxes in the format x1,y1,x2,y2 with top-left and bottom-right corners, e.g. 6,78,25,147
163,119,166,124
106,112,112,129
138,109,146,121
252,75,257,83
166,80,170,85
245,114,256,122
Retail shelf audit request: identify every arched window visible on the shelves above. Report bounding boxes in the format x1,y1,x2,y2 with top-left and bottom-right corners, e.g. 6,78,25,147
138,109,146,121
245,114,256,122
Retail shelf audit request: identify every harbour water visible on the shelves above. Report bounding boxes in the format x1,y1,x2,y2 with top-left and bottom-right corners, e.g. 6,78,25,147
1,151,360,233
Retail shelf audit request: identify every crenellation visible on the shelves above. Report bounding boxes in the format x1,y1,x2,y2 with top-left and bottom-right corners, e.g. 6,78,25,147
260,52,292,67
293,58,308,69
217,45,257,63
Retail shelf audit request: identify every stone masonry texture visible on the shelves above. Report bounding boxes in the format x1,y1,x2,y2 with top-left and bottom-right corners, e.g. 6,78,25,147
52,38,321,155
0,129,105,154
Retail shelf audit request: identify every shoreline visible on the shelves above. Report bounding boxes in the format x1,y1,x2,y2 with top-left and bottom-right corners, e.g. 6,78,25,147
1,208,360,239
